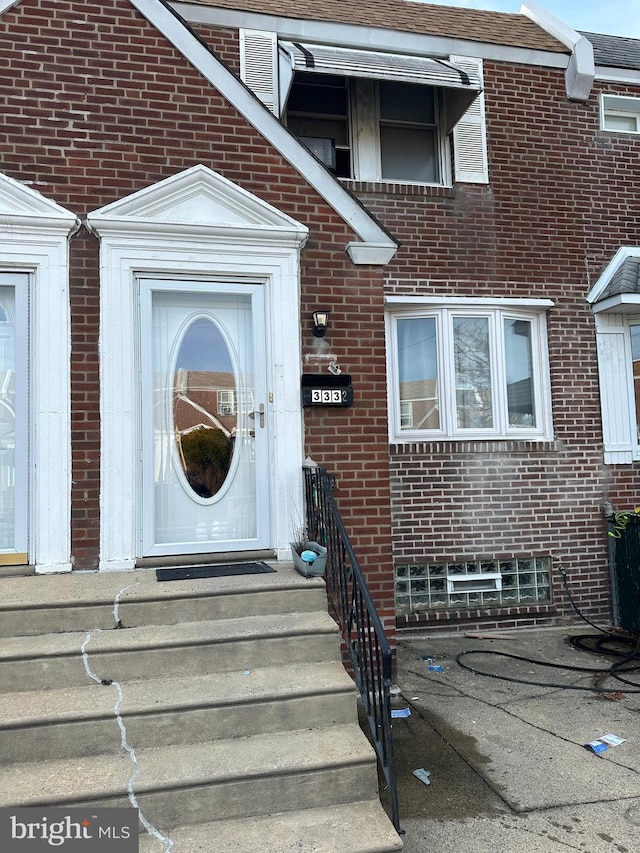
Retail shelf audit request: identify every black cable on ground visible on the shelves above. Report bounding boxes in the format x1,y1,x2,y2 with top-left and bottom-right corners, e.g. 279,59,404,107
455,568,640,694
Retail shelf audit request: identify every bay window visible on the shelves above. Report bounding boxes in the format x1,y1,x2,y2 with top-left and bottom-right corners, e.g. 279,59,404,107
387,300,553,441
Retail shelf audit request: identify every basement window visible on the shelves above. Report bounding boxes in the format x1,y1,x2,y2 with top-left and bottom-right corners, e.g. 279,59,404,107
395,556,551,611
446,573,502,594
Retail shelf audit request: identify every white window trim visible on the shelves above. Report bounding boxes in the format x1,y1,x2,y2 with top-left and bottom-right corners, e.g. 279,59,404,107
86,164,308,570
0,171,78,572
600,93,640,133
594,312,640,464
350,78,451,186
386,297,554,443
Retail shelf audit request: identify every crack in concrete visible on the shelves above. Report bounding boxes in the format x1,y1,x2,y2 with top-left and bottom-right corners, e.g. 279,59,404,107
81,581,175,852
501,818,586,851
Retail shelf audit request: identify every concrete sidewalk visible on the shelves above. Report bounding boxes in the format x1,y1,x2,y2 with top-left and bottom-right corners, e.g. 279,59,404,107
389,627,640,853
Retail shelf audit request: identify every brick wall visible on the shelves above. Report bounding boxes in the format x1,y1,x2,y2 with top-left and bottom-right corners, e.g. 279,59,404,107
4,2,639,635
352,61,640,629
0,0,395,627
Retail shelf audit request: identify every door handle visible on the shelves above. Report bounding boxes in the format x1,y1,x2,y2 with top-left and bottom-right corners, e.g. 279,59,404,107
248,403,265,429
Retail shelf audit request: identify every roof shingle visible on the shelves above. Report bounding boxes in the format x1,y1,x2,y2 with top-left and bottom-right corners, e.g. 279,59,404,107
582,31,640,72
180,0,569,53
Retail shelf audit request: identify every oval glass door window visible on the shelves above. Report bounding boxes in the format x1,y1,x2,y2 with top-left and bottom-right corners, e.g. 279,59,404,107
173,316,237,500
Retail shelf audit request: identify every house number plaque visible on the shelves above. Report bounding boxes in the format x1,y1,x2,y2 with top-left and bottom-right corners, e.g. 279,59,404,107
301,374,353,407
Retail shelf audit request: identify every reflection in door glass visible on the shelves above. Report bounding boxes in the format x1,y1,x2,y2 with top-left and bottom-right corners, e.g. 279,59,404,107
0,290,15,550
150,286,258,551
173,317,237,499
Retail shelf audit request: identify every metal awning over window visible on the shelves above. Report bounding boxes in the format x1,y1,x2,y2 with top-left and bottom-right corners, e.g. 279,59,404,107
279,41,482,131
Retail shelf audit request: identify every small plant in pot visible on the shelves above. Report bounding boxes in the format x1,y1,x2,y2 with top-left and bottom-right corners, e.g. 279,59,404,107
290,527,328,578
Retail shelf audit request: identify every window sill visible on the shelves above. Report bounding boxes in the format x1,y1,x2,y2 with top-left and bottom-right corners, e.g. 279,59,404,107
397,602,559,629
340,179,456,197
391,439,560,454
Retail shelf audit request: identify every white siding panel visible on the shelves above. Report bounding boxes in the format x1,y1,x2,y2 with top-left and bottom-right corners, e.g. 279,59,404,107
595,315,636,464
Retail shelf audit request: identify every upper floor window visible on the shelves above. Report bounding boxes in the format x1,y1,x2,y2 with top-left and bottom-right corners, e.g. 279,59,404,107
286,73,351,177
386,300,553,442
239,32,489,185
287,74,442,182
601,94,640,133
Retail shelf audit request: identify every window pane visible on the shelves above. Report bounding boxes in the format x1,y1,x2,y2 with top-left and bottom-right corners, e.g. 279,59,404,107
631,324,640,441
504,318,536,427
0,287,16,550
286,73,351,176
287,116,349,147
604,113,639,132
453,317,493,428
380,126,437,182
287,74,348,116
397,317,439,430
379,81,435,124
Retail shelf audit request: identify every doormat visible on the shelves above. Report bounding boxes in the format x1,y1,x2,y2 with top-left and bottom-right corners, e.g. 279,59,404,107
156,562,275,582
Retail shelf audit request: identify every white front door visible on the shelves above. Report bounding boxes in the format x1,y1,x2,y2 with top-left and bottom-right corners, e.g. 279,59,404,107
0,273,27,564
140,278,269,556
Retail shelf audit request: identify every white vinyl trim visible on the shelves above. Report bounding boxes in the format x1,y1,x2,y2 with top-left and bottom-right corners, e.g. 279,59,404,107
0,1,20,15
522,1,594,100
0,172,78,572
87,165,308,569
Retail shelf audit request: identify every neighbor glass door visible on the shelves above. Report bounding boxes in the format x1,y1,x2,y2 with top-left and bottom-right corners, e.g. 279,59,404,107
0,273,28,564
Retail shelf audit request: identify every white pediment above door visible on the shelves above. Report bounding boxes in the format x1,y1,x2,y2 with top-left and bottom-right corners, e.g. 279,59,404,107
86,163,308,247
0,171,78,232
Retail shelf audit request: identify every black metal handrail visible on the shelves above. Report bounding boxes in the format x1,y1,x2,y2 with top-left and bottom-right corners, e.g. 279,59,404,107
303,465,400,833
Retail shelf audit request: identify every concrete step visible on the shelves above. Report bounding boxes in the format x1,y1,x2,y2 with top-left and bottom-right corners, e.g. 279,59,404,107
0,566,403,852
0,725,379,828
0,610,340,692
138,801,404,853
0,662,357,763
0,565,326,637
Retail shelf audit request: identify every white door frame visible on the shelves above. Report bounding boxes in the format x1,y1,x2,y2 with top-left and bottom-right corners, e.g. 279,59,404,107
0,172,77,573
87,165,308,571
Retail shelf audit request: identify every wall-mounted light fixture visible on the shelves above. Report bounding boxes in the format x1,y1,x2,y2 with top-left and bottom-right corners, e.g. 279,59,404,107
312,310,330,337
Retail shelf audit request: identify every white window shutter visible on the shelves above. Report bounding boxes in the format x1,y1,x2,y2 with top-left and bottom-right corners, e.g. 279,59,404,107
450,55,488,184
239,29,278,114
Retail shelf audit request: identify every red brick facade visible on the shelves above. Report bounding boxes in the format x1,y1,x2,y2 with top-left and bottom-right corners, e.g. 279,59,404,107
0,0,395,628
2,0,639,639
371,61,640,630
